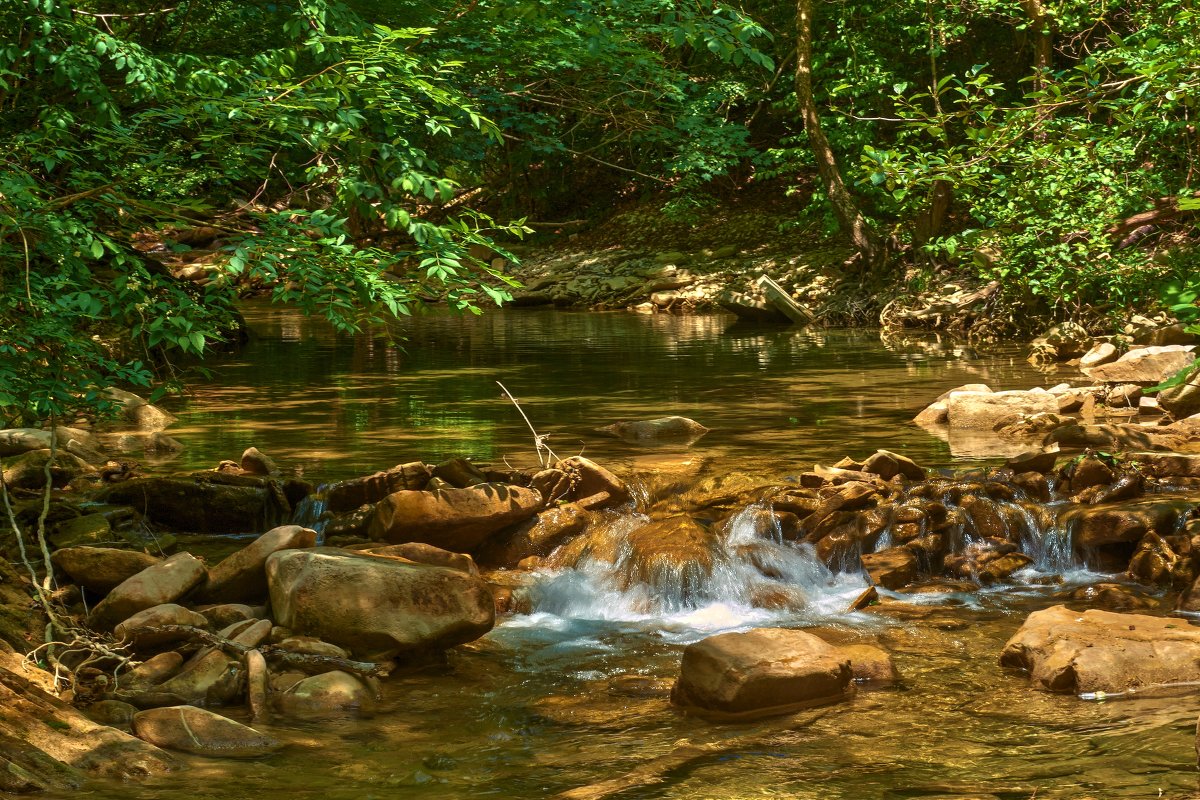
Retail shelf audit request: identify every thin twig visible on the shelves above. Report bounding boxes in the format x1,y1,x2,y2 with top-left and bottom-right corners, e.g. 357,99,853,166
497,381,559,468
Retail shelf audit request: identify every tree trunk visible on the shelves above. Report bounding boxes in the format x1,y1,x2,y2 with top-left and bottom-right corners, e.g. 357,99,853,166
794,0,882,268
1020,0,1053,91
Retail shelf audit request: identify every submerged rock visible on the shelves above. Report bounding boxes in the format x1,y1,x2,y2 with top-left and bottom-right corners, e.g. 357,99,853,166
266,548,495,660
671,628,853,721
132,706,280,758
1000,605,1200,693
595,416,710,443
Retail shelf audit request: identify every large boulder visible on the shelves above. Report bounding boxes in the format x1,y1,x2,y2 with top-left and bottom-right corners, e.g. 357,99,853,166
88,553,208,631
671,628,854,721
132,706,280,757
266,548,495,660
946,390,1058,431
1001,605,1200,693
51,547,162,594
367,483,542,551
99,472,289,533
555,456,632,509
1082,344,1196,384
198,524,318,603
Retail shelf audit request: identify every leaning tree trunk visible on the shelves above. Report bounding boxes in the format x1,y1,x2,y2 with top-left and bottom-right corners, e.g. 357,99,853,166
794,0,883,269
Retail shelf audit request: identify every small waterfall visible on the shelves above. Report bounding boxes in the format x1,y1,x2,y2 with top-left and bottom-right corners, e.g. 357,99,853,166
528,503,867,628
291,487,328,543
1020,502,1081,574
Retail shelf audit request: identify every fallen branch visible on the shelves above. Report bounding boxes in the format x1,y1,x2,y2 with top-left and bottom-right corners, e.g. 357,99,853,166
140,625,392,679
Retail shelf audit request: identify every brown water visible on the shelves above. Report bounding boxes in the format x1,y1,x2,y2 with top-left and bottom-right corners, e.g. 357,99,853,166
92,306,1200,799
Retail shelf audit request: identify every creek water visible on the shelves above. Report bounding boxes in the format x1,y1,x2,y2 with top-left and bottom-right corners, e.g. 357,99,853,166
102,306,1200,799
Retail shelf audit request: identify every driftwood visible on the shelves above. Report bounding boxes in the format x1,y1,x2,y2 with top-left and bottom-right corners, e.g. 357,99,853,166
139,625,392,679
554,709,829,800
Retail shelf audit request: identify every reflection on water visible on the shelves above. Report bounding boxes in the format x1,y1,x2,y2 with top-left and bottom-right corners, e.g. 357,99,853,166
102,307,1199,800
169,306,1074,481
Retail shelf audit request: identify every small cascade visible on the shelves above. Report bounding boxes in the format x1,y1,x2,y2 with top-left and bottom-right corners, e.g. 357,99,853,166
528,503,867,627
291,488,329,542
1020,503,1081,574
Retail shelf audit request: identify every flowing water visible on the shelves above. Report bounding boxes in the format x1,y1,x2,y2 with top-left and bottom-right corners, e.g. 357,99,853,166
92,306,1200,799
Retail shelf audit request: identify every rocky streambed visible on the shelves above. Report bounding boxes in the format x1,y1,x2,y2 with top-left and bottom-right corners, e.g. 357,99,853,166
8,333,1200,796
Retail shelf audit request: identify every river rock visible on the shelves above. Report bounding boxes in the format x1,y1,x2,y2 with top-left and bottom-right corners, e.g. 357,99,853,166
1070,503,1180,549
88,552,208,631
556,455,632,509
860,548,918,590
275,670,374,718
324,461,432,513
239,447,278,476
361,542,478,575
266,548,495,660
275,636,349,658
839,643,899,683
671,628,853,721
50,547,162,594
475,503,591,568
196,603,259,628
0,661,175,791
114,604,209,647
946,390,1059,431
1003,448,1059,474
1066,454,1115,492
117,651,185,689
1158,362,1200,419
595,416,710,442
1134,452,1200,479
1079,342,1118,369
245,649,269,722
198,524,318,603
1001,605,1200,693
367,483,542,551
1082,344,1196,383
862,450,926,481
431,457,489,487
99,472,288,533
623,515,717,597
1,449,96,490
132,706,280,757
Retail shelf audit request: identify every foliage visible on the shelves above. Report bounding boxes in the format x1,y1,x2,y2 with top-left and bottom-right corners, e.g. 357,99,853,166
0,0,527,423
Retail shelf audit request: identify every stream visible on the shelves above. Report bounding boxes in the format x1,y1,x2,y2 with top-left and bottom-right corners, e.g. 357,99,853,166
92,306,1200,799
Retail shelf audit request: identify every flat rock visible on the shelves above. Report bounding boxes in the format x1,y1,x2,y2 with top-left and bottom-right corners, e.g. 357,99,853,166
360,542,478,575
946,390,1058,431
1079,342,1118,369
595,416,710,443
1001,605,1200,693
1082,344,1196,384
324,461,432,513
99,472,288,533
266,548,495,660
132,706,280,757
367,483,542,551
670,628,853,721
